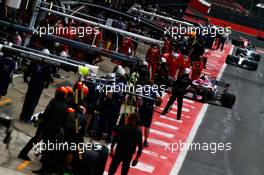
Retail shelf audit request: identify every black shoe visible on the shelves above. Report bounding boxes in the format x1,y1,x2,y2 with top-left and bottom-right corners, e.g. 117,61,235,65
18,153,31,161
161,111,168,115
143,140,149,147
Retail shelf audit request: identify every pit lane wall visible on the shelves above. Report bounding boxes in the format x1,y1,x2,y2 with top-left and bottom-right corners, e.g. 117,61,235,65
209,5,264,40
188,0,264,40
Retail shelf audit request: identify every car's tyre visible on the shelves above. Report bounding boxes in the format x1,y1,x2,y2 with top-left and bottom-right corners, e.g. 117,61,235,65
250,61,258,71
250,53,261,62
241,60,247,67
201,88,209,103
226,55,239,64
221,93,236,108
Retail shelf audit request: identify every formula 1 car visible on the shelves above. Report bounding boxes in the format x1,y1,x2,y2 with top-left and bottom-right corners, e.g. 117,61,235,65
186,76,236,108
235,47,261,62
226,47,259,71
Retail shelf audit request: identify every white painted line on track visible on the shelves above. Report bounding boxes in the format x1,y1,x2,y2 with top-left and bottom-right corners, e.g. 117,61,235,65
210,53,222,58
153,121,179,130
172,105,190,112
207,59,218,63
160,107,190,114
202,71,212,75
206,67,214,71
148,138,168,147
206,62,217,67
150,128,175,139
214,51,225,55
160,114,178,122
169,45,234,175
183,99,194,104
182,103,196,109
132,162,155,173
184,115,191,119
142,149,168,160
160,115,184,123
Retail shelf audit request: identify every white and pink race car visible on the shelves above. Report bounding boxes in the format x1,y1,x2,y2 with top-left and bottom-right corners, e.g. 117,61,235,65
186,76,236,108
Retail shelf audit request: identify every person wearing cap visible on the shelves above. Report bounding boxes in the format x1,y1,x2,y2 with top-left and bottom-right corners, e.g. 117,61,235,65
161,68,198,120
20,48,52,123
33,86,69,174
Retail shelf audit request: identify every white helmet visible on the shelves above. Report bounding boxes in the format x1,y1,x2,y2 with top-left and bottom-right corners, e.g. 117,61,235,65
184,68,191,75
117,65,123,71
106,73,116,82
116,67,126,77
160,57,167,63
41,48,50,54
172,52,179,58
54,42,60,47
60,51,68,57
142,61,148,67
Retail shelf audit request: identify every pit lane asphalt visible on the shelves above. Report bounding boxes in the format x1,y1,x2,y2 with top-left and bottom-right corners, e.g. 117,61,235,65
178,49,264,175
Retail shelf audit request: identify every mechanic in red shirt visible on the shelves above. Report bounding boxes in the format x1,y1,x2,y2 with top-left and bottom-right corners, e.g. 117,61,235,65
146,44,161,80
167,51,181,79
161,52,171,63
191,57,204,80
177,50,191,78
112,36,134,65
119,36,134,56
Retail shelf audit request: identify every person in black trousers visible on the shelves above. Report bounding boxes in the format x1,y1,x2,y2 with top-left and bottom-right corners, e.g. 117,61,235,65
161,68,198,120
108,113,142,175
20,50,52,122
0,53,16,99
18,114,44,161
